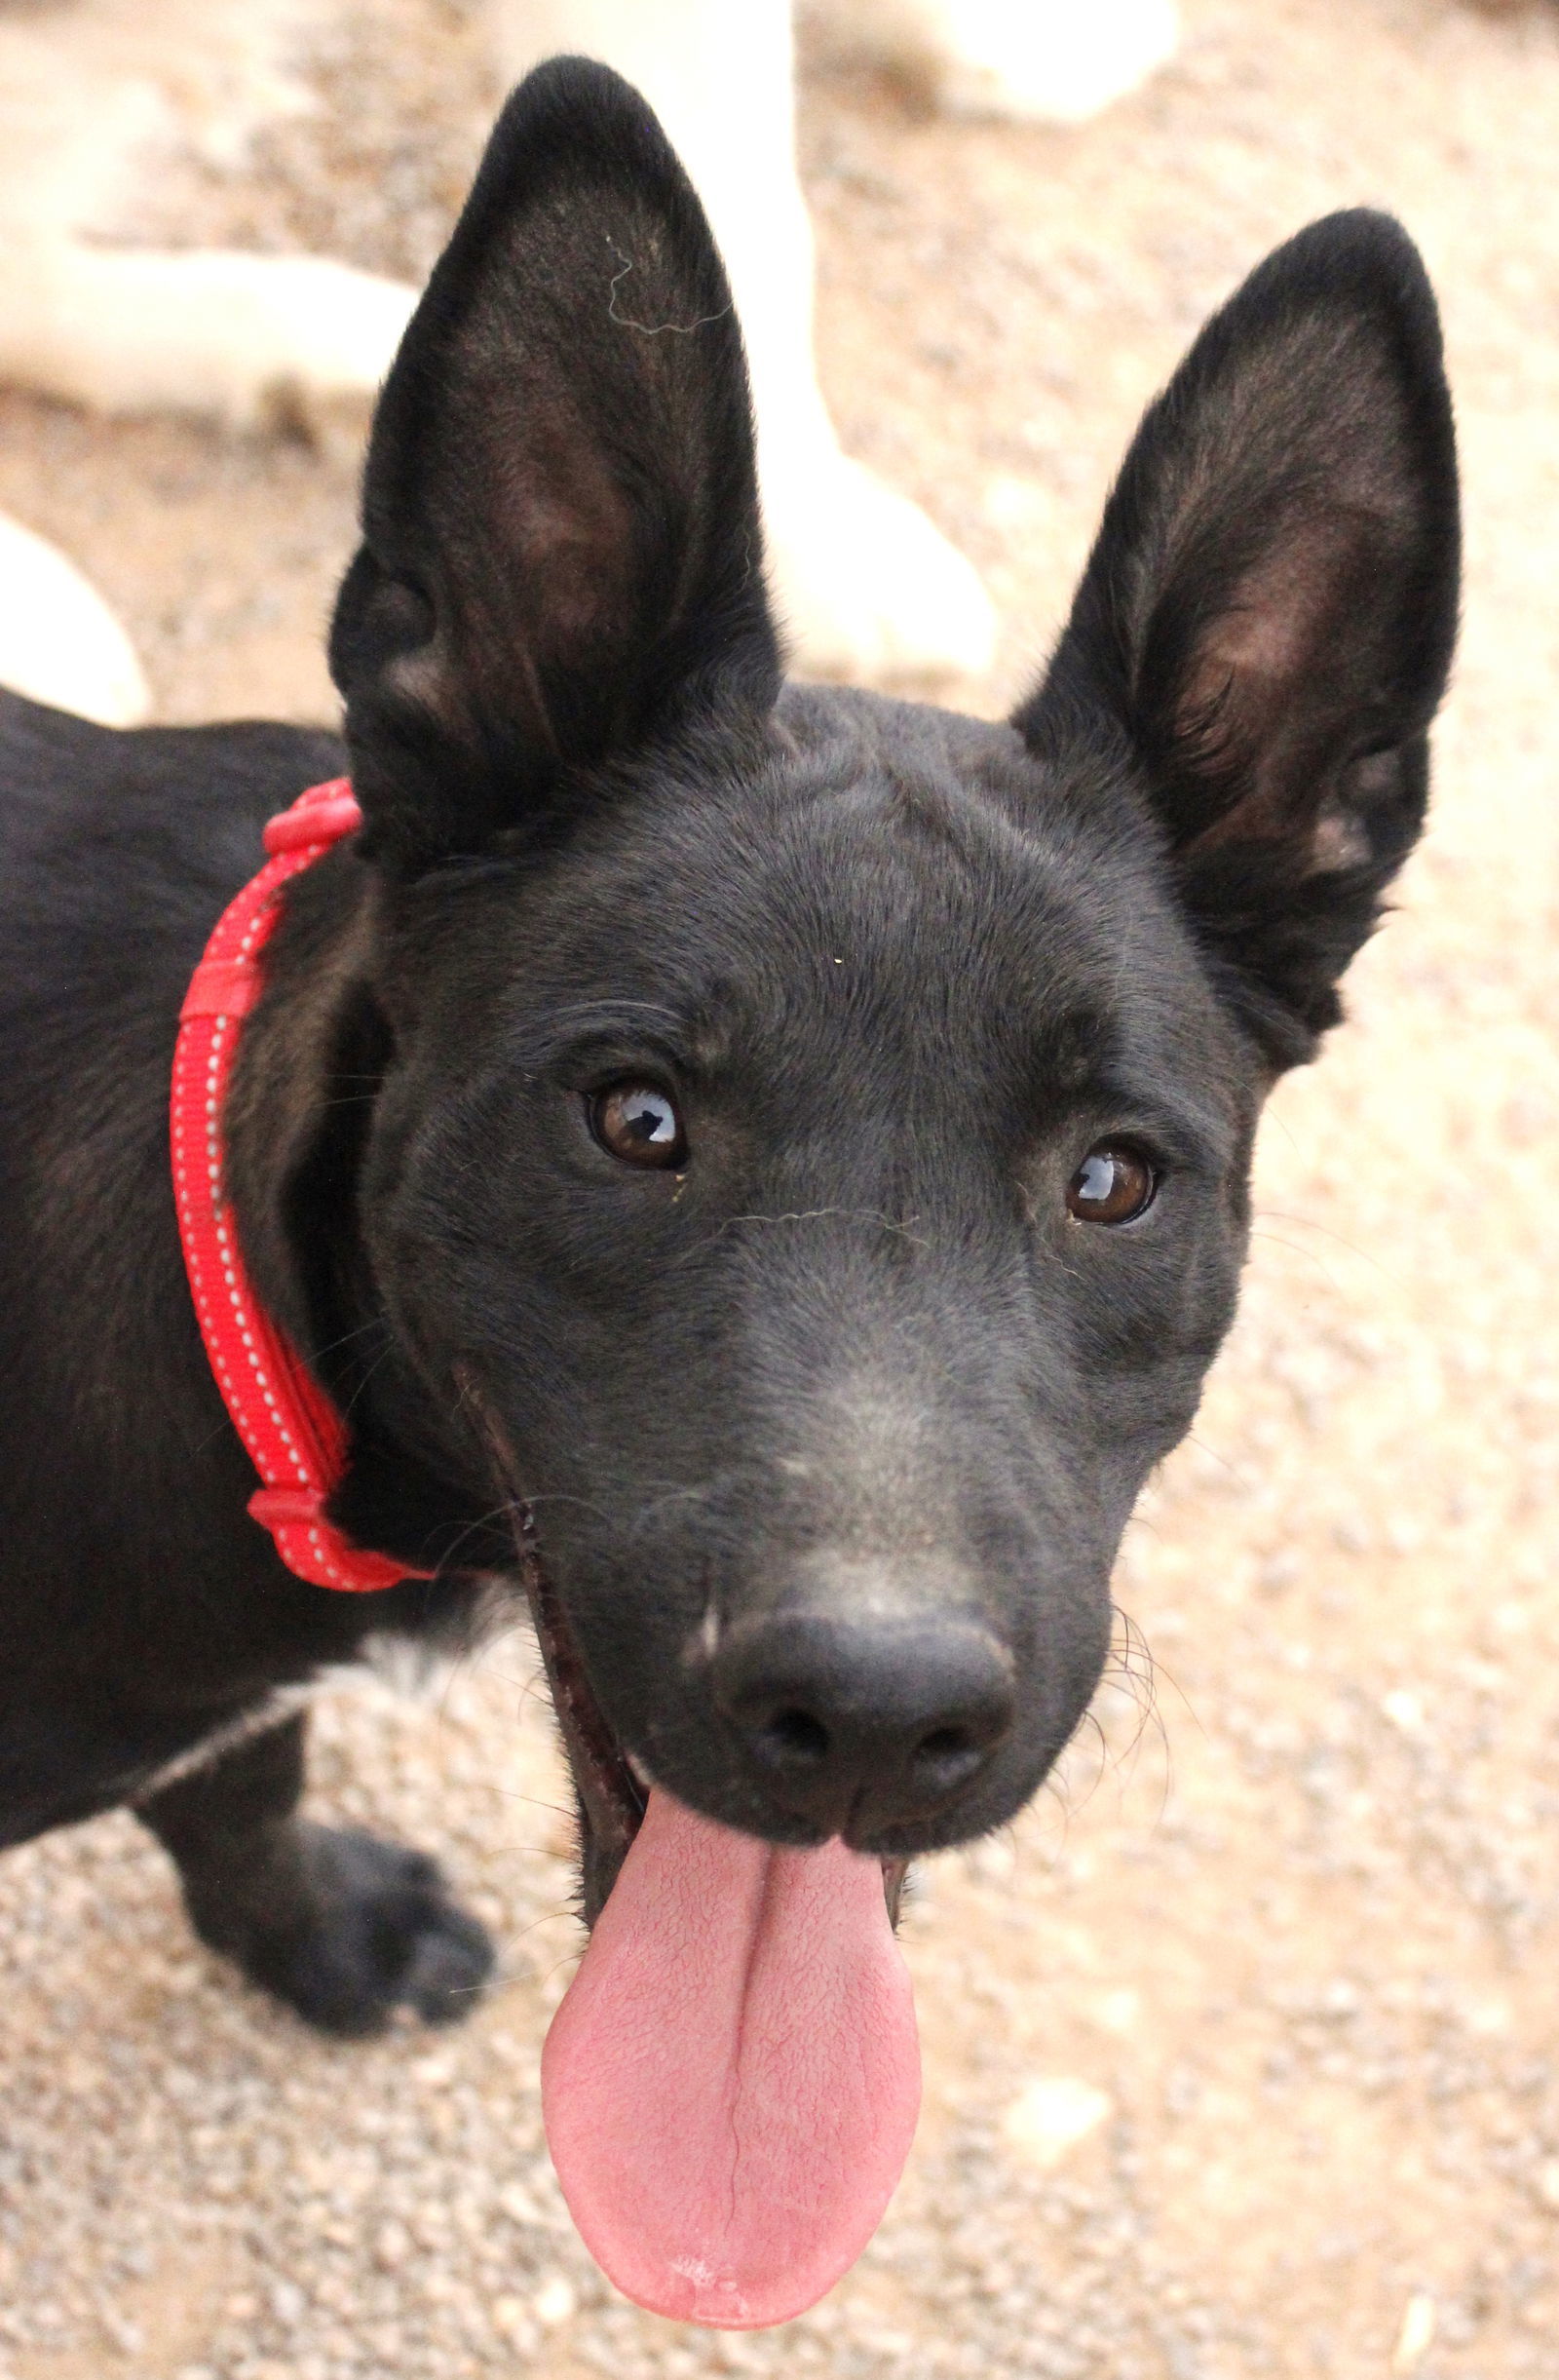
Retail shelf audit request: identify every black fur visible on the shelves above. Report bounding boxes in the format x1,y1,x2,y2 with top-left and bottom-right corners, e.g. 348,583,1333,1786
0,60,1458,2024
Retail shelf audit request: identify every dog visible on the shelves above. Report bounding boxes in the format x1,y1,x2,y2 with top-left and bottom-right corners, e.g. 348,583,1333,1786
0,511,149,726
0,54,1458,2325
0,0,1181,715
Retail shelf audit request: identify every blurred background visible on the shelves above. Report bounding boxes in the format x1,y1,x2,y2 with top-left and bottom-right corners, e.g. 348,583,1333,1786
1,2,1558,2376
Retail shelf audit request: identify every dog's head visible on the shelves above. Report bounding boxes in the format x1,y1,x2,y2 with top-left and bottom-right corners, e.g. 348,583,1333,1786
234,61,1458,1919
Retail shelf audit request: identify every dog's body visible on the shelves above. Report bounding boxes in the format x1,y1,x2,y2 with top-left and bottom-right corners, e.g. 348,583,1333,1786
0,697,496,2024
0,63,1458,2058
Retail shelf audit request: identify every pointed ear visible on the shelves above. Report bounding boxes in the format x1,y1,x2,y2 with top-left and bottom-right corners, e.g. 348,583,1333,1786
1015,211,1459,1066
329,58,780,866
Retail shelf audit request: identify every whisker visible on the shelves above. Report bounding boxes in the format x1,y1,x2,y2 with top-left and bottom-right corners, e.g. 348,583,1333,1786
481,1788,575,1821
1253,1205,1408,1291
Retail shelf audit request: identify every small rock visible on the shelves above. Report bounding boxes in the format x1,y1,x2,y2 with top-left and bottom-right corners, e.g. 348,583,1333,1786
373,2218,413,2272
533,2274,577,2327
1392,2292,1436,2373
489,2294,529,2339
268,2278,306,2327
1003,2077,1114,2169
1095,1988,1141,2036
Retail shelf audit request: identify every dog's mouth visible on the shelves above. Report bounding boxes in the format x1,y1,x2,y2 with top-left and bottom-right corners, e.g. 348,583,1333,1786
507,1498,646,1915
467,1389,922,2329
459,1383,642,1909
506,1490,909,1931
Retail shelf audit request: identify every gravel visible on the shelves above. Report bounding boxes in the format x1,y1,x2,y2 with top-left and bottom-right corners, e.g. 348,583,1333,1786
5,1,1559,2373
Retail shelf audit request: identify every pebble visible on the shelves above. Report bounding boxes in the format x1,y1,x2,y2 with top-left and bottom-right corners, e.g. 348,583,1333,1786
1392,2292,1438,2372
1003,2078,1115,2170
533,2274,578,2327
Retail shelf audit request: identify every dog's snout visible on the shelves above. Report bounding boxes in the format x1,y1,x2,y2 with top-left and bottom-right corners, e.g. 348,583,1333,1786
711,1609,1016,1841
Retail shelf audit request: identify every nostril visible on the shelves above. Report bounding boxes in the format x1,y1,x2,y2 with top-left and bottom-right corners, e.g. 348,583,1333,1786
911,1723,987,1794
755,1708,831,1772
917,1725,972,1761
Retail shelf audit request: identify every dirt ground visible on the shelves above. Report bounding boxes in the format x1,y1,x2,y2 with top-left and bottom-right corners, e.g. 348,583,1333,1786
2,2,1558,2375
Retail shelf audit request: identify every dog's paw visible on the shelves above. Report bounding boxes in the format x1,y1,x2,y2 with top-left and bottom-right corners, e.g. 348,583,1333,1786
763,452,995,693
242,1823,494,2037
0,515,150,726
843,0,1181,125
190,253,418,450
27,247,419,451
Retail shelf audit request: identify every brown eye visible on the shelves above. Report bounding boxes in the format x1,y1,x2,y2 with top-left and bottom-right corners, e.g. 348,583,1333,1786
589,1082,687,1170
1066,1143,1157,1226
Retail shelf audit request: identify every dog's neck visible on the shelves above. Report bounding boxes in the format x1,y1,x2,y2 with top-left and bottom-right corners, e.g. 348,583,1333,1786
220,846,507,1578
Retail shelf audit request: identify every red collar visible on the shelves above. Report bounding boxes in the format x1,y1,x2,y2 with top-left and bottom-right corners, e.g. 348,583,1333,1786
171,779,427,1592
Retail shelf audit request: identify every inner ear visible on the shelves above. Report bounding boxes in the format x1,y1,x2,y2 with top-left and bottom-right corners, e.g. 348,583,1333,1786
1123,309,1444,862
370,407,642,757
1151,503,1402,855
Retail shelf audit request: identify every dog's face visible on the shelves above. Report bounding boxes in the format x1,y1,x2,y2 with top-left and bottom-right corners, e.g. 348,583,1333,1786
248,64,1458,1918
357,694,1255,1883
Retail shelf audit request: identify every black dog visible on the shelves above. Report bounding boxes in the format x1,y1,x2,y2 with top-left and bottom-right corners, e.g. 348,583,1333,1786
0,59,1458,2041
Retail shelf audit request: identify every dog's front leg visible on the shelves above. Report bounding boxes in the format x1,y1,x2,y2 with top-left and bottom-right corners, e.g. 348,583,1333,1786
136,1712,492,2036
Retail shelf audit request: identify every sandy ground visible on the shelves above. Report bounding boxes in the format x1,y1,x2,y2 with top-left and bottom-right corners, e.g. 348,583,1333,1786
2,2,1559,2375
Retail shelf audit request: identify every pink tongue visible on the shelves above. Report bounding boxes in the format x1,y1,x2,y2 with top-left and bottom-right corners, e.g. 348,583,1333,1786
541,1786,921,2329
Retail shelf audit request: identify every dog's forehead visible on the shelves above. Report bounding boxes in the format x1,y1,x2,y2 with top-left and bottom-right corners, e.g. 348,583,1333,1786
527,689,1198,1078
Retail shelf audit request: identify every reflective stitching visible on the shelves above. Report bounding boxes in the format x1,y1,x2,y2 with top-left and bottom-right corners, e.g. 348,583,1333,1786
170,781,417,1593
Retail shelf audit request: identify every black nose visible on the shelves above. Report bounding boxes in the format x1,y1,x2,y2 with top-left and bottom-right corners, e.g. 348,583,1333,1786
710,1609,1016,1839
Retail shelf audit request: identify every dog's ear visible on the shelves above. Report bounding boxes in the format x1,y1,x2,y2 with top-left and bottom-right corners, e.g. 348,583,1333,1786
1015,211,1459,1067
329,58,780,867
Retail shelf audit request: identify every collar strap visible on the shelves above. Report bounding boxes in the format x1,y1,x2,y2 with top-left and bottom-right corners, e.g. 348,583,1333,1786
171,778,428,1592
